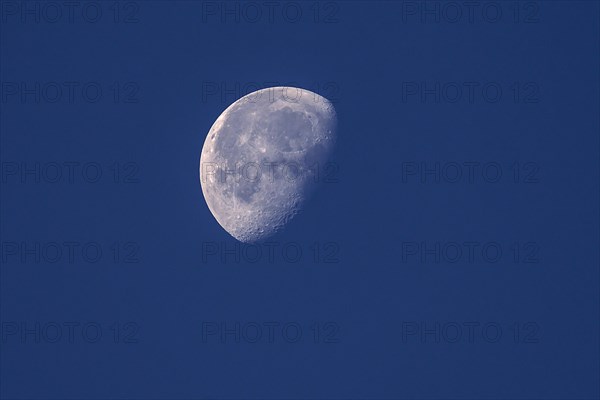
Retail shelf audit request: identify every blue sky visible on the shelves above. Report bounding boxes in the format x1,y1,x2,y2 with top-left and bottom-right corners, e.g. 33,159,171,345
1,1,599,398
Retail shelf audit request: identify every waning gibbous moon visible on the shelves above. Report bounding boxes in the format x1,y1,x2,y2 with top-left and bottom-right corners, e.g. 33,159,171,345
199,86,338,243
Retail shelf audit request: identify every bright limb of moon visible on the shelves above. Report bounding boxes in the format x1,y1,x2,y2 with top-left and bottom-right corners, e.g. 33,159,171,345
199,86,337,243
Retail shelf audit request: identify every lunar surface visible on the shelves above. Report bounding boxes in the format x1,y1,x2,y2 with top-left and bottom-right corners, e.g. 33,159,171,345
199,86,337,243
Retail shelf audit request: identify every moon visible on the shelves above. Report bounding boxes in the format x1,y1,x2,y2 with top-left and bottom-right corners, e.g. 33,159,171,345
199,86,337,243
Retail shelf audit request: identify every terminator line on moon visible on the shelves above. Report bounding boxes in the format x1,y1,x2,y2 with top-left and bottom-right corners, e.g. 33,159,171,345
200,86,338,243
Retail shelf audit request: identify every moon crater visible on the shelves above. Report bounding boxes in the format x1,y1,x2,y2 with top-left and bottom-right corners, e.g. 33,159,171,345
200,86,337,243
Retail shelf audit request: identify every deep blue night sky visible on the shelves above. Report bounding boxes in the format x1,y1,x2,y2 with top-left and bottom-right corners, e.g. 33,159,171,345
1,1,599,398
